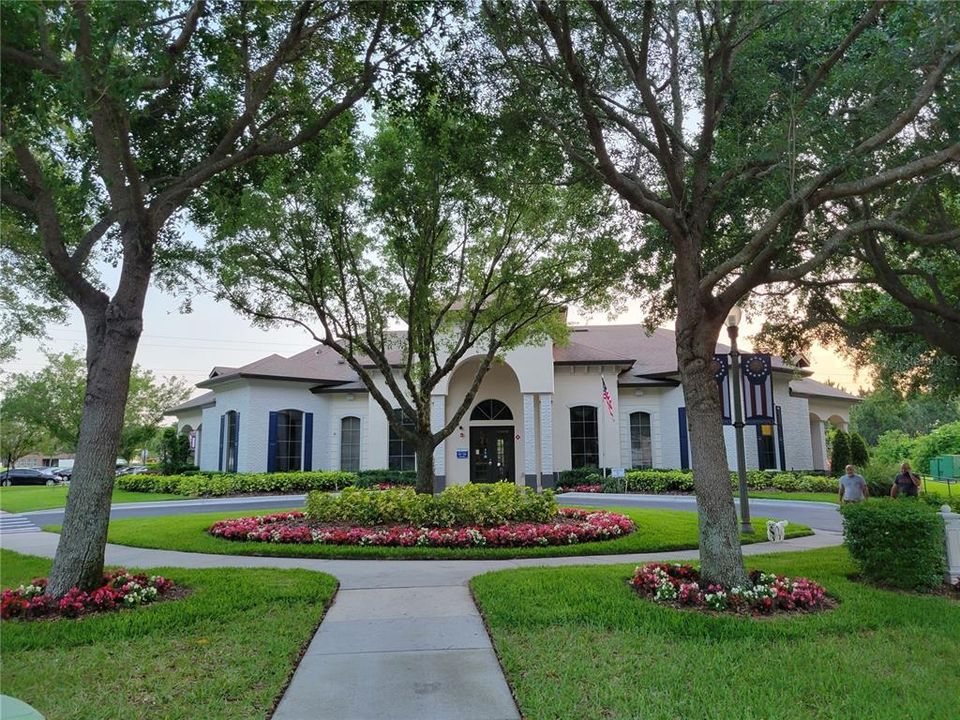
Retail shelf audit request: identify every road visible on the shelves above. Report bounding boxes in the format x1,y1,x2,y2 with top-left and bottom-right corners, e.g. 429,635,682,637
20,491,842,532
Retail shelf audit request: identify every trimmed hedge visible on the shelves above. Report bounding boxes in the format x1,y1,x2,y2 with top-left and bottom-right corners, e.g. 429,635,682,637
116,470,357,496
354,469,418,488
841,499,946,591
595,468,838,494
305,483,557,527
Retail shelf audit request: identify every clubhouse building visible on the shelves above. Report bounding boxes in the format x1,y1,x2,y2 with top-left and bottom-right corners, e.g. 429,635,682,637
167,324,858,489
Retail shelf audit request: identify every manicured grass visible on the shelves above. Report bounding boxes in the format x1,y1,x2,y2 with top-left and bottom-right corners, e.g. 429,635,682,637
46,506,811,560
0,485,183,513
0,549,337,720
470,545,960,720
923,478,957,498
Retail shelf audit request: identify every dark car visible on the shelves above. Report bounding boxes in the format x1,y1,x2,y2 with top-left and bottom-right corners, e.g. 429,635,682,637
0,468,60,486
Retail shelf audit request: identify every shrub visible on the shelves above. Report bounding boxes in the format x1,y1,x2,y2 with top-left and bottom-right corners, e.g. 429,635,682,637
557,467,605,487
831,429,851,473
849,432,870,468
158,427,191,475
862,460,898,497
912,420,960,475
116,470,357,496
353,469,417,488
305,483,557,527
871,429,915,467
603,469,836,495
840,500,946,591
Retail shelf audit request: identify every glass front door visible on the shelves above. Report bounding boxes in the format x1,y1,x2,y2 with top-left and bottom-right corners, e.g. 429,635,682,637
469,426,515,483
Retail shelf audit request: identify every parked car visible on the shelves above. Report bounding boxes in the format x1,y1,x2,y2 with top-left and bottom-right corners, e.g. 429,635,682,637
115,465,150,477
52,467,73,481
0,468,61,486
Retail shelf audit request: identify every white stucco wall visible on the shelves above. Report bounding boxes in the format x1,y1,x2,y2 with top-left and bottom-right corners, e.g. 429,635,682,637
178,348,851,477
552,365,622,472
326,393,368,471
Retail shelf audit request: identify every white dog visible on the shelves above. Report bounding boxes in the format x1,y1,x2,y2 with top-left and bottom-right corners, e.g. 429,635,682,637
766,519,789,543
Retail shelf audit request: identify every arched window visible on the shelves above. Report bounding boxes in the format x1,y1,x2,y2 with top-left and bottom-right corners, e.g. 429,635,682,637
276,409,304,472
629,412,653,469
340,416,361,472
569,405,599,469
388,409,416,471
470,399,513,421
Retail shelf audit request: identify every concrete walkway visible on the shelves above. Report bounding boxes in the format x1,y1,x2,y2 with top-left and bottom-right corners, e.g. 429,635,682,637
1,528,842,720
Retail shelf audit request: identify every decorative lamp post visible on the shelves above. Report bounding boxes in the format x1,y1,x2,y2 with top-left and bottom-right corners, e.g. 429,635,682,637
725,306,754,534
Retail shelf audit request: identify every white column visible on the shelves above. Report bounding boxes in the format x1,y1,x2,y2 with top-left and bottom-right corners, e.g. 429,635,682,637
523,393,537,489
538,393,554,489
431,394,446,490
942,505,960,584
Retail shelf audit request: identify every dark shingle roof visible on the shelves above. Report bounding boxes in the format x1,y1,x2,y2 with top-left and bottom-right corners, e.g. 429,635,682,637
188,324,846,396
789,378,860,402
165,390,216,415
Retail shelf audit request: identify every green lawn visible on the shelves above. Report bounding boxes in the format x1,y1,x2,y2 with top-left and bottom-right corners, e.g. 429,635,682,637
46,506,811,560
0,549,336,720
470,545,960,720
0,485,183,513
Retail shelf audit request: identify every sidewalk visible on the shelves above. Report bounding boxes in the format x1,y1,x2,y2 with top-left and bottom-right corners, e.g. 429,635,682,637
1,529,842,720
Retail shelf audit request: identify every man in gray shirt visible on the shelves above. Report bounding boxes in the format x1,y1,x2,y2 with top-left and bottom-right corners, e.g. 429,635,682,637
839,464,869,503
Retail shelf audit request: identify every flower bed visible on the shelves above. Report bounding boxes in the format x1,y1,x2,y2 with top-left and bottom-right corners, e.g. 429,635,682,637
208,508,635,548
555,484,603,493
2,569,176,621
630,562,831,615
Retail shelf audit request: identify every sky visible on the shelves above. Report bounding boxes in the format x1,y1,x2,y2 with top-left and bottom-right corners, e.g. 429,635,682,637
2,255,867,400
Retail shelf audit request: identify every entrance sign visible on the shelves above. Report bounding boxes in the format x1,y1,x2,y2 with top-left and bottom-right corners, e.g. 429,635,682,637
612,467,625,478
456,449,468,459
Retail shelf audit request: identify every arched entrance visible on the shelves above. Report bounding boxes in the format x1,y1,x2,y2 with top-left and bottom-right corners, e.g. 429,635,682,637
444,357,524,485
469,400,515,483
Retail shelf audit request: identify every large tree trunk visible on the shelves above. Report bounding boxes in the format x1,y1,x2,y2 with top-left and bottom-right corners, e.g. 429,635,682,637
674,279,749,587
415,442,436,495
46,228,151,597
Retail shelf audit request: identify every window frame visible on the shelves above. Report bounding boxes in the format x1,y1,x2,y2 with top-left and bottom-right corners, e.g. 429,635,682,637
388,409,417,471
340,416,361,473
629,411,653,469
275,409,304,473
569,405,600,469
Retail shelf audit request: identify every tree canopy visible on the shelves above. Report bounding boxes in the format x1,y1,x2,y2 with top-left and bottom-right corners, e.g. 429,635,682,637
483,0,959,585
1,351,190,460
211,87,632,492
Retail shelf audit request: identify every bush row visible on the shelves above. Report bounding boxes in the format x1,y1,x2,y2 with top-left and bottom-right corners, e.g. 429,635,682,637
305,483,557,528
841,499,946,592
116,470,357,496
558,468,838,494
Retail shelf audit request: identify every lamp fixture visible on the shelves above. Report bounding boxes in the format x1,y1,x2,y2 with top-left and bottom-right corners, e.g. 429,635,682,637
725,305,743,329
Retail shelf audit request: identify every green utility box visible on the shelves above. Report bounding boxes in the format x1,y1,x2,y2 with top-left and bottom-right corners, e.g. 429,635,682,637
929,455,959,480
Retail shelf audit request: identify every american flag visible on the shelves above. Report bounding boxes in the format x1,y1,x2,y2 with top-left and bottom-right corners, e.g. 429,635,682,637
601,375,615,419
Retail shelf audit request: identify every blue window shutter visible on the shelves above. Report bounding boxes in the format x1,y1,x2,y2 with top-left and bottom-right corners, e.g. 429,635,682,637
775,406,787,471
303,412,313,471
678,407,689,470
267,411,278,473
218,415,225,472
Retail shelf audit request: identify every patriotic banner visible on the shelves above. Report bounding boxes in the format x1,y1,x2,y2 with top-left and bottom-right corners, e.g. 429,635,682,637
712,354,732,425
741,353,775,425
601,375,615,420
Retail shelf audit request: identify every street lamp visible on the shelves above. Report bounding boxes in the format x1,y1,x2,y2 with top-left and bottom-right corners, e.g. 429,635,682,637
726,306,754,534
